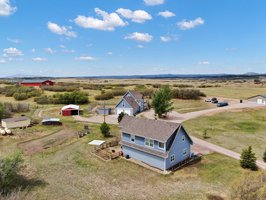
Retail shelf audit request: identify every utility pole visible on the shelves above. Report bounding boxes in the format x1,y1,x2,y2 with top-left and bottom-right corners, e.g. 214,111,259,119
103,100,106,123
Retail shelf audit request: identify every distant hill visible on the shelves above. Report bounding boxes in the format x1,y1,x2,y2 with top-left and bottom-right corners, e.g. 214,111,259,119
1,72,266,80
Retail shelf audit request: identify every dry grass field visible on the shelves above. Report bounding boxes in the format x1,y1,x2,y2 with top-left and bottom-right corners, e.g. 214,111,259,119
1,77,266,199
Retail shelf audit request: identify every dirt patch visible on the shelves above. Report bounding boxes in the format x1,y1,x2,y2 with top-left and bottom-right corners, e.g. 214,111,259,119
192,143,213,155
19,129,77,156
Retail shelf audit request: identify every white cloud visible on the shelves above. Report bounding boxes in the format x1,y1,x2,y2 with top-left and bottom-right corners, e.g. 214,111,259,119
47,22,77,38
144,0,165,6
198,61,210,65
45,48,56,54
0,59,6,64
3,47,23,56
0,0,16,16
137,44,144,48
75,56,96,61
116,8,152,23
158,11,175,18
32,57,47,62
31,48,36,53
160,36,171,42
125,32,153,42
177,17,204,30
74,8,127,31
7,38,21,44
59,45,66,49
107,52,113,56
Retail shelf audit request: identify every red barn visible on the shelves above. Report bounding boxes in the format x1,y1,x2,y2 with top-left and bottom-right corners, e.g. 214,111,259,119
61,105,80,116
20,79,54,87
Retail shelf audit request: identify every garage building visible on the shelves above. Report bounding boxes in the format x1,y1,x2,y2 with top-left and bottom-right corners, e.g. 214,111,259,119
1,116,31,129
248,94,266,104
61,104,80,116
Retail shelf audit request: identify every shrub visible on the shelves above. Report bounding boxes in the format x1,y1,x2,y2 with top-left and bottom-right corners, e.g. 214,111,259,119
3,86,41,100
34,95,50,104
53,92,89,104
100,122,110,137
118,112,126,123
172,89,206,100
95,92,114,100
173,84,194,88
240,146,258,171
111,89,126,96
41,86,79,92
0,151,24,195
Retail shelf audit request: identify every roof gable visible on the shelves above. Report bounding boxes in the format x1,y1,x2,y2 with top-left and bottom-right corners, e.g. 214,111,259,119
124,96,139,110
61,104,80,110
248,94,266,99
127,91,143,101
120,116,180,142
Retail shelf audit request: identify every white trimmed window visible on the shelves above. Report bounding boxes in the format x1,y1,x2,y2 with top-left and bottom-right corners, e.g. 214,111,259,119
145,139,154,148
158,142,165,150
130,135,135,143
183,148,187,156
170,154,175,162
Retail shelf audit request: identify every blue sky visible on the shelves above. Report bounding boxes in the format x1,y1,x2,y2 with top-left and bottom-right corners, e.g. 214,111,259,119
0,0,266,77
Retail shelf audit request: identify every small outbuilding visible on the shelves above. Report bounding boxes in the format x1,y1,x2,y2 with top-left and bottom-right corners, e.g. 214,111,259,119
248,94,266,105
1,116,31,129
20,79,54,87
42,118,62,126
61,104,80,116
98,107,111,115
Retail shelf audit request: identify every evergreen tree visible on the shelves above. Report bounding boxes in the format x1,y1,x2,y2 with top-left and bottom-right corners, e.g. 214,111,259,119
240,146,258,171
117,112,126,123
151,85,174,118
100,122,110,137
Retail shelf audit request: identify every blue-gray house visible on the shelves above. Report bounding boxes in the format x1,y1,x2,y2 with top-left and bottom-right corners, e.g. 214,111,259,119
115,91,145,116
120,116,193,171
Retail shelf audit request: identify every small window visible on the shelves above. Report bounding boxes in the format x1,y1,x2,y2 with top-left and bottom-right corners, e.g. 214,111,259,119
170,155,175,162
158,142,165,149
131,135,135,143
122,102,125,107
145,139,154,148
183,148,187,156
182,135,185,142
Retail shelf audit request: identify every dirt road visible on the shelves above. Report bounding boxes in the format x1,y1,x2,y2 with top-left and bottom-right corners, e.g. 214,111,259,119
141,102,266,123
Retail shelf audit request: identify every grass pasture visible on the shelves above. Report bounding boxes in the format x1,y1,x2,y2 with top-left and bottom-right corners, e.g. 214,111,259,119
22,123,244,200
184,107,266,158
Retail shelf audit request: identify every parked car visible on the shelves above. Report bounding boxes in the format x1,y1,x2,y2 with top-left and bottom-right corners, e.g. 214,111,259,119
211,98,218,104
217,102,229,107
205,98,212,102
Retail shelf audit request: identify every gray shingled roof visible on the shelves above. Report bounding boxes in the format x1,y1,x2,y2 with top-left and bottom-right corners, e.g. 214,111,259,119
248,94,266,99
2,116,30,123
128,91,143,100
124,96,140,110
120,116,180,142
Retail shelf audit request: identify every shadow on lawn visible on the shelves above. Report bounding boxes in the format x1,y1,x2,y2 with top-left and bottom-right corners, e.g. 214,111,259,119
1,175,47,198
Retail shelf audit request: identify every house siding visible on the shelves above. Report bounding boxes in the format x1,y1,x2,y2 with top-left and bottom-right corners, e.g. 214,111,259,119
116,99,137,115
165,127,191,169
248,96,266,104
122,145,166,170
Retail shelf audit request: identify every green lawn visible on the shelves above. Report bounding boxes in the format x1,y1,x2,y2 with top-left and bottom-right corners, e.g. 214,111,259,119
173,99,215,113
184,108,266,158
